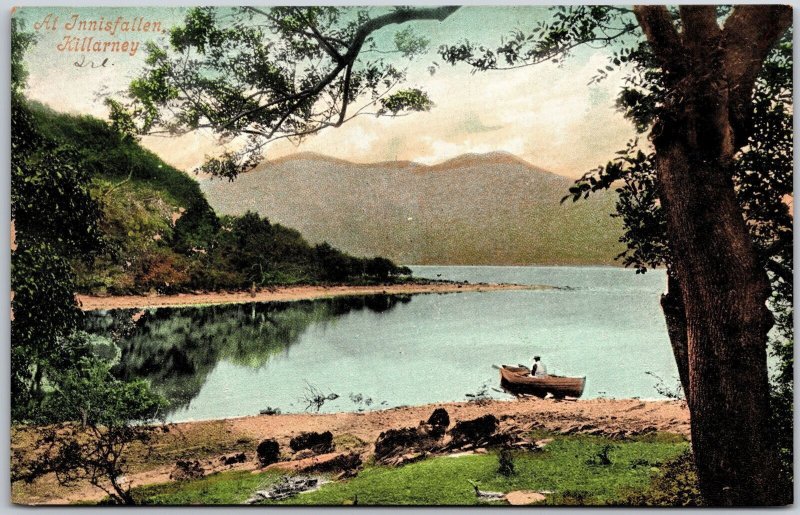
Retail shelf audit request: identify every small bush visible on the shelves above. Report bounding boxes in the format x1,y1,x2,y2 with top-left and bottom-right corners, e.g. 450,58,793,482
498,449,515,477
586,444,614,466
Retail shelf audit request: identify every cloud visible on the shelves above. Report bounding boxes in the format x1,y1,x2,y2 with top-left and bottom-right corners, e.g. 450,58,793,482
454,111,503,134
415,136,526,165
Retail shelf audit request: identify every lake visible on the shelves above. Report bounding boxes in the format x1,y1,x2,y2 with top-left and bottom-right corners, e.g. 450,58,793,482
85,266,679,422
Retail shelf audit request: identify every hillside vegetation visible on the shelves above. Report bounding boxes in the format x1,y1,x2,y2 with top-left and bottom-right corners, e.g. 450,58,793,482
28,103,409,295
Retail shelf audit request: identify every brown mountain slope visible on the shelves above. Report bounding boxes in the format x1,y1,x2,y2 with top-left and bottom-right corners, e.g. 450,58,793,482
200,152,624,265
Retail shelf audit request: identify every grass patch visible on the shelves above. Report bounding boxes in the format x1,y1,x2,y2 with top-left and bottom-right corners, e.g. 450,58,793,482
132,470,285,505
332,433,369,453
131,433,688,506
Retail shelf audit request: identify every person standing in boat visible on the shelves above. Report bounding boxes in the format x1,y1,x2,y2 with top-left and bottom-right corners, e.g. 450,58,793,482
531,356,548,377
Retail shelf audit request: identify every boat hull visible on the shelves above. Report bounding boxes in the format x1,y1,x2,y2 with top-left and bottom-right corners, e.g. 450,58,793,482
499,365,586,399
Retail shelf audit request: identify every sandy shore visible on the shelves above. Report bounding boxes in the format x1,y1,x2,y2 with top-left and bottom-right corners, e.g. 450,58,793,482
76,282,548,311
221,397,691,449
14,397,689,505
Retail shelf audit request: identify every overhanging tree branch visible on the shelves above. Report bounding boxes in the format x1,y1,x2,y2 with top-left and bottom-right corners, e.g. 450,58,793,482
111,6,462,177
722,5,792,146
633,5,683,76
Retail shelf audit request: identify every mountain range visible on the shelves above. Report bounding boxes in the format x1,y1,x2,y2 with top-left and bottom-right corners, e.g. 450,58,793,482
200,151,624,266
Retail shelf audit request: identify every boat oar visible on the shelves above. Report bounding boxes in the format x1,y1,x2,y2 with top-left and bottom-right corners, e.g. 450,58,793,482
491,364,502,370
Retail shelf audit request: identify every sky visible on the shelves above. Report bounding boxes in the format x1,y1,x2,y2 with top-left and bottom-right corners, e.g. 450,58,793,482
14,6,638,178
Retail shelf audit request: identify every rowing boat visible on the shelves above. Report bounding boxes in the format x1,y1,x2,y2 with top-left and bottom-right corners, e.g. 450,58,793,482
499,365,586,399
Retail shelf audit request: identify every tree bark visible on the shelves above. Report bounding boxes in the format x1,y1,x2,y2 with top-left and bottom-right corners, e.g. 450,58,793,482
660,272,689,402
656,134,778,506
634,4,791,505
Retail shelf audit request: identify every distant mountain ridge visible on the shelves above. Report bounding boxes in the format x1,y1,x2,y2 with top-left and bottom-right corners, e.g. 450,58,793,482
201,152,624,266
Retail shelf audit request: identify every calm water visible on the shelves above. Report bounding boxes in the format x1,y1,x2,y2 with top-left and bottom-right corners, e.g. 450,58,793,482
86,266,678,422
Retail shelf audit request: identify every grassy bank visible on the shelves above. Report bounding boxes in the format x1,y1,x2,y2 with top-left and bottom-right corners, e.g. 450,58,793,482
130,432,689,506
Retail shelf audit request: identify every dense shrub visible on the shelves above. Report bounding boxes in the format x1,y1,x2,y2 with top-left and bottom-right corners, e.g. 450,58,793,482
621,451,704,506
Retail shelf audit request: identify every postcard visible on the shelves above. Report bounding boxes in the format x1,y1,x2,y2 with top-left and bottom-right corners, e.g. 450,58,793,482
9,4,793,506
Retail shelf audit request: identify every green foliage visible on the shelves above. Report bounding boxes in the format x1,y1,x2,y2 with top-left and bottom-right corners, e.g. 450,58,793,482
378,88,434,116
28,101,207,209
192,212,409,290
439,6,638,70
24,361,166,505
171,202,221,253
11,23,168,506
41,360,165,426
73,179,178,294
11,18,36,97
11,241,82,418
12,144,104,257
116,6,451,175
11,22,104,419
26,102,406,294
394,27,430,58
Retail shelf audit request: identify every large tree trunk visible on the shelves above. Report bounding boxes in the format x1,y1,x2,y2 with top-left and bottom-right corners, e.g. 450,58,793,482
656,134,778,505
660,273,689,402
634,5,791,505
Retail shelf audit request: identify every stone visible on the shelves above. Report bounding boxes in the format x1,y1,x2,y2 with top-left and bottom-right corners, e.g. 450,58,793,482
245,476,322,503
448,414,499,448
427,408,450,430
220,452,247,466
374,426,426,462
170,460,204,481
256,439,280,467
469,481,505,502
399,452,425,464
265,451,362,474
505,490,546,505
304,452,362,474
419,408,450,439
292,449,316,460
290,431,334,454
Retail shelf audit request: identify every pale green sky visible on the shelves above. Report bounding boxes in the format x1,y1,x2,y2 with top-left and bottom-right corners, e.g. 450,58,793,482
13,6,639,178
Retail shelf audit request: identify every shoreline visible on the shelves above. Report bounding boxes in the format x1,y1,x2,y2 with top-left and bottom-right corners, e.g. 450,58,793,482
76,282,549,311
190,396,691,443
13,397,690,505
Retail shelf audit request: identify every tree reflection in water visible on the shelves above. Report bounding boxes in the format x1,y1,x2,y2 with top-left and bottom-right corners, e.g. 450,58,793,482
83,295,410,413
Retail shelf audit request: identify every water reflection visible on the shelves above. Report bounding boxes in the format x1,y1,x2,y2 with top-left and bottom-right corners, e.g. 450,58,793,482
84,295,410,413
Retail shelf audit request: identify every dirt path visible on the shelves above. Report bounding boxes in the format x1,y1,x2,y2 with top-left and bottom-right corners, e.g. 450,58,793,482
77,282,548,311
15,397,689,505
